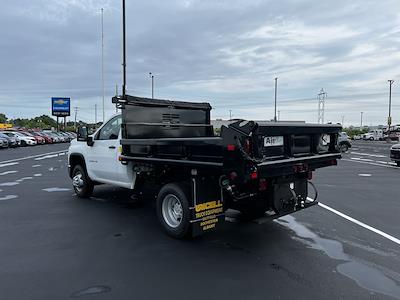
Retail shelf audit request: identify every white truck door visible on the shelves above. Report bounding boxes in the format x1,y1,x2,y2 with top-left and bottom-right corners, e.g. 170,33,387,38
86,115,121,183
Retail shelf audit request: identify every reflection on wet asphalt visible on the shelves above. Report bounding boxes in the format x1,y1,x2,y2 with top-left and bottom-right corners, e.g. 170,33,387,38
276,215,400,299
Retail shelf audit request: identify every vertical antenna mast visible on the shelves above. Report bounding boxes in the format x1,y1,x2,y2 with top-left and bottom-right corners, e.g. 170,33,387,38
101,8,105,122
122,0,127,98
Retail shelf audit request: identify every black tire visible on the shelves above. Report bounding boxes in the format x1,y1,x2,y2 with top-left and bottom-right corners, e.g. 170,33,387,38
156,183,191,239
369,137,374,141
21,140,27,147
72,165,94,198
397,162,400,167
340,143,349,153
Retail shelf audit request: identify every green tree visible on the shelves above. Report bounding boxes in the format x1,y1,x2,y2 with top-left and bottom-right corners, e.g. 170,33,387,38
0,113,7,123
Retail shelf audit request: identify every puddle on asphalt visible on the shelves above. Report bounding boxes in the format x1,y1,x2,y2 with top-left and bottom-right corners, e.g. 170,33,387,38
276,215,400,299
16,177,33,182
32,164,41,168
0,171,18,176
0,195,18,201
0,162,19,168
42,187,71,192
0,182,19,187
70,285,111,298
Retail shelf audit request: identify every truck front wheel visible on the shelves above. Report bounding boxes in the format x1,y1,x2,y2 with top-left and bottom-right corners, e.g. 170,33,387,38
72,165,94,198
156,183,191,239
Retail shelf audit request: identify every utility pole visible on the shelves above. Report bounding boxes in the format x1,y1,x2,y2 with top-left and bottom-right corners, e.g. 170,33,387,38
229,110,232,120
317,88,327,124
387,80,394,141
278,110,281,121
360,112,363,129
149,72,154,99
95,104,97,124
274,77,278,122
101,8,105,122
74,107,78,130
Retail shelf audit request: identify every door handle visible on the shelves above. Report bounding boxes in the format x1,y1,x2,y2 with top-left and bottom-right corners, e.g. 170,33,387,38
109,146,116,149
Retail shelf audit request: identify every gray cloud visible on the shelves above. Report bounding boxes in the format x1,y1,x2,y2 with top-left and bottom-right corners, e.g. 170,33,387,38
1,0,400,125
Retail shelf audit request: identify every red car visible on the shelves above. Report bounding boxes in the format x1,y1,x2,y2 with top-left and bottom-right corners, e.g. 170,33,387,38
35,132,53,144
20,131,45,145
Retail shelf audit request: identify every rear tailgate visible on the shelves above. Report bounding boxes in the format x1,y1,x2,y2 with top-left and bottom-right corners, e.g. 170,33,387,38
254,122,341,177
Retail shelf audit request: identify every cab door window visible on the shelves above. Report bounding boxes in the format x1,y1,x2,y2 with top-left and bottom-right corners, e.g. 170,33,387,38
97,116,122,140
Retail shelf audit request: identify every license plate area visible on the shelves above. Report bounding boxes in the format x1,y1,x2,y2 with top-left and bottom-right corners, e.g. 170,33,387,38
264,136,284,147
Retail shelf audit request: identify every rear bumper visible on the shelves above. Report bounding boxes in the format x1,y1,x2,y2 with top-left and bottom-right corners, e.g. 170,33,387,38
257,153,341,178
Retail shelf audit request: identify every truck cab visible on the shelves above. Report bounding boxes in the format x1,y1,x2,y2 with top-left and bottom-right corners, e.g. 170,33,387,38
68,114,135,193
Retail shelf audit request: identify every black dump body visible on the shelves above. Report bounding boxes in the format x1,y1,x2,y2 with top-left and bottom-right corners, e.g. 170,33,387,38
114,95,341,172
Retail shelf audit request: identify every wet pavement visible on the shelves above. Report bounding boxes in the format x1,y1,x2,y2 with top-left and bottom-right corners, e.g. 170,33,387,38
0,142,399,300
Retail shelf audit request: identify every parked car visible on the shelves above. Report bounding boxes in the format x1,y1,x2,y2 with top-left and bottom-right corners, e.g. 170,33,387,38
390,144,400,167
19,131,45,144
5,131,37,146
338,132,352,153
54,132,68,142
35,132,53,144
0,135,9,148
0,132,18,147
45,132,61,143
362,130,384,141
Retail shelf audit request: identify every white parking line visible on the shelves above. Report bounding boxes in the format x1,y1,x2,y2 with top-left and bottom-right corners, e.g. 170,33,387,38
350,151,387,158
318,202,400,246
0,150,68,164
343,159,399,169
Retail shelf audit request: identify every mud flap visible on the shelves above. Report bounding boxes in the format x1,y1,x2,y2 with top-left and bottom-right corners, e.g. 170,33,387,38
190,177,225,237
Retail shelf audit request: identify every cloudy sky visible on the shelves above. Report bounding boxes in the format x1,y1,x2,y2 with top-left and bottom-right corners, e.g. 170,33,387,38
1,0,400,126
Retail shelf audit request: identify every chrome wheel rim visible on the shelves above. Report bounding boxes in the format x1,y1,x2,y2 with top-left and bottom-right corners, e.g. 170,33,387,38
72,172,84,193
161,194,183,228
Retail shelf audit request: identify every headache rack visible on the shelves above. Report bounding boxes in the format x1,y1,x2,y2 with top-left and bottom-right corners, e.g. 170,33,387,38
113,95,223,167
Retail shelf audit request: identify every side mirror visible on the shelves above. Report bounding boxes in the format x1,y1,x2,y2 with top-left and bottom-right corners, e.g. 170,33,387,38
77,126,88,141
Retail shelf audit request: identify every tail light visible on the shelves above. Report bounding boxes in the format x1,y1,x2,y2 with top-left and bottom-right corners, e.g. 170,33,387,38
250,170,258,180
227,144,236,151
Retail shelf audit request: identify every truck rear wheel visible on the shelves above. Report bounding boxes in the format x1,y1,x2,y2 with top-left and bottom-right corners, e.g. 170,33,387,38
156,183,191,239
72,165,94,198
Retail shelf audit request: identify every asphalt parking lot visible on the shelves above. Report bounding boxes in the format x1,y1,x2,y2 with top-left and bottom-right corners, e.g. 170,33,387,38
0,141,399,300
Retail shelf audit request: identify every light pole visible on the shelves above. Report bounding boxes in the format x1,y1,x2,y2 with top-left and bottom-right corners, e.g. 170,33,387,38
341,115,345,127
360,112,363,129
278,110,281,121
388,80,394,141
149,72,154,99
229,109,232,120
274,77,278,122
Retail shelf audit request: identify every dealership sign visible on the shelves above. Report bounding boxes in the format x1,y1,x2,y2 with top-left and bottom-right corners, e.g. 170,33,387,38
52,97,70,117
